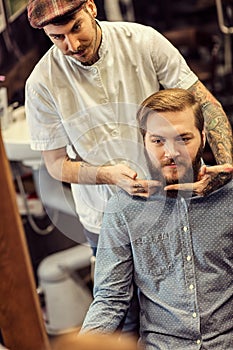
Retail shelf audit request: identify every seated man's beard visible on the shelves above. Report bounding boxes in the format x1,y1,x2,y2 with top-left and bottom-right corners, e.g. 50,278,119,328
145,145,203,192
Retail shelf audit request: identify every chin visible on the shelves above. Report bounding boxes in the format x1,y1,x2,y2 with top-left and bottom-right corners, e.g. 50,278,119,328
165,178,179,186
163,172,180,185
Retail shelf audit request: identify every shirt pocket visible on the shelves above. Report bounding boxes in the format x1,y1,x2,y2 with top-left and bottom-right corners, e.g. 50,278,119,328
134,232,175,277
62,112,97,160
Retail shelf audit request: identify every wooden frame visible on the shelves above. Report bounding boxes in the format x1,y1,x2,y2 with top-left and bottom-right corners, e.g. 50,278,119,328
0,130,50,349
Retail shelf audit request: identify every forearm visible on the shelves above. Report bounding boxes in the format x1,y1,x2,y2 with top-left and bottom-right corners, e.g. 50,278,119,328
202,102,233,164
188,80,233,164
42,149,138,186
43,150,100,184
42,149,160,196
82,245,133,333
81,295,129,334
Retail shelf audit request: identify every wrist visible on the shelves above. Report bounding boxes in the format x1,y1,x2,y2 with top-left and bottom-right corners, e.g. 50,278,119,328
78,162,99,184
96,165,112,185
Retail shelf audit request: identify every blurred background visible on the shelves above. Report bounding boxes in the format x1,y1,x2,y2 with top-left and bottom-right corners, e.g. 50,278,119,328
0,0,232,345
0,0,233,115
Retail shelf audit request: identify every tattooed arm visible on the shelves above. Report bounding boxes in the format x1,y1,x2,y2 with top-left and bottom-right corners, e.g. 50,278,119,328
165,81,233,195
188,80,233,164
165,164,233,196
42,147,160,197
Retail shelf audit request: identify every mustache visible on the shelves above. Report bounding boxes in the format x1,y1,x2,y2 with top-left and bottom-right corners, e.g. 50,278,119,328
160,158,186,167
145,144,204,183
67,46,87,55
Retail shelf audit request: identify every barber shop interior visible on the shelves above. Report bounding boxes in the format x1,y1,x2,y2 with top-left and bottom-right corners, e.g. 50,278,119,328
0,0,233,349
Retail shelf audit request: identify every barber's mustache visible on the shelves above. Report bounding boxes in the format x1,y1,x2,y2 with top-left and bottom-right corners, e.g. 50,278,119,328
67,46,87,55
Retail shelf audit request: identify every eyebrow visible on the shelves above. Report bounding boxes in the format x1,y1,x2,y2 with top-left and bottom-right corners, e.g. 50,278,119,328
148,134,164,138
148,132,194,138
176,132,194,138
47,18,82,37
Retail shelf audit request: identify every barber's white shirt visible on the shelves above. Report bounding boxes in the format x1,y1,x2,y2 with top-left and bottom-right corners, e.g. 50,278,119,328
25,21,198,233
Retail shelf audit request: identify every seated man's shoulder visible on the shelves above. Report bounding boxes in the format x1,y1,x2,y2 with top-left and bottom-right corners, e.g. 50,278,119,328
106,189,153,218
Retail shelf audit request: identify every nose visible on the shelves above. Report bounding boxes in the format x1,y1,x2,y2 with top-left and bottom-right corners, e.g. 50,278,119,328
65,34,80,52
164,141,180,159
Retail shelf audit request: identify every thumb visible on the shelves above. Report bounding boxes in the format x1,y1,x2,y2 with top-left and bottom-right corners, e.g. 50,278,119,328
121,165,137,179
198,165,207,180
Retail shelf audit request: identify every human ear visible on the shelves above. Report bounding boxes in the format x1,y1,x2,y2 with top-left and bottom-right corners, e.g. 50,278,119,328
202,131,206,148
86,0,97,17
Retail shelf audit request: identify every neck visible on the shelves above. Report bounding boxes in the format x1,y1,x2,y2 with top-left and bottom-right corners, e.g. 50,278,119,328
82,21,102,66
82,53,99,66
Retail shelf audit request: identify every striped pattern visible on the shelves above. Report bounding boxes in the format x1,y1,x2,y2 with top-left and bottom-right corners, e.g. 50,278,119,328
27,0,86,28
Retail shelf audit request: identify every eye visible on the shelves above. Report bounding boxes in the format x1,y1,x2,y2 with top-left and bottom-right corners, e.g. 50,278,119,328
72,23,81,32
151,137,165,145
176,136,191,144
50,34,65,41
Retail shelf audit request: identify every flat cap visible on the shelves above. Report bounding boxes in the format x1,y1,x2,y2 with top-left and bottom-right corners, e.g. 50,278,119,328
27,0,87,28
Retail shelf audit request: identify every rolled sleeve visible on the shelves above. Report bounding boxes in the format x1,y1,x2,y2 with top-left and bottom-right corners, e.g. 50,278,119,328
25,77,69,151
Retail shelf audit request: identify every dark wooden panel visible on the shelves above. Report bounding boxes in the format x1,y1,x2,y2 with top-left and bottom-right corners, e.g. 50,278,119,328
0,130,50,350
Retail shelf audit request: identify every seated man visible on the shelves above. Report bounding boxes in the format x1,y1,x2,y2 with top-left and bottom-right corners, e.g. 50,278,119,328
81,88,233,349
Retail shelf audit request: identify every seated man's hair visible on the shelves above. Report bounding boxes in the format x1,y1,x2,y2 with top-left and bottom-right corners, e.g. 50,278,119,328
137,88,204,139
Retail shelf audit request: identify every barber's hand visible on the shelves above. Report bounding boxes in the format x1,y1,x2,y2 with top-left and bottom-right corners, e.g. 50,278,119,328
164,164,233,196
121,178,162,198
97,164,161,197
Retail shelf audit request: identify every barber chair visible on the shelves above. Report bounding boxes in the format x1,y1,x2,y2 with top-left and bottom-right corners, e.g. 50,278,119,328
32,165,93,335
37,244,93,335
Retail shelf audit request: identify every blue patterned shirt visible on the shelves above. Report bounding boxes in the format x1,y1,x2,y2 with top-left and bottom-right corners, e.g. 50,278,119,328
82,181,233,349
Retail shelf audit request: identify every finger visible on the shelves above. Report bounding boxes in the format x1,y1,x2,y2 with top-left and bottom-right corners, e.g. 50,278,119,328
147,180,162,188
164,175,211,196
132,187,151,198
223,168,233,173
134,180,162,188
205,164,233,175
123,169,138,180
116,179,145,196
164,176,209,191
132,183,144,188
164,183,194,192
132,193,150,198
132,181,162,197
133,180,161,191
133,187,147,194
198,164,207,179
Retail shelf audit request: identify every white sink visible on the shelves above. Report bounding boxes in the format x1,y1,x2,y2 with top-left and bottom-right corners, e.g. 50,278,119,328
2,107,41,162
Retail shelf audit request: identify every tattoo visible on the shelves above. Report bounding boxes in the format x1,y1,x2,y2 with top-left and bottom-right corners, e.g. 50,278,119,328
80,161,92,167
203,172,232,196
188,81,233,164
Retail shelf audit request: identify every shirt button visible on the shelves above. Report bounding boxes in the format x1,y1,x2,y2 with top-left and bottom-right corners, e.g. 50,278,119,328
183,226,188,232
192,312,197,318
101,99,108,104
91,67,98,74
189,284,194,290
187,256,191,262
196,339,201,345
121,160,128,165
111,129,119,137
